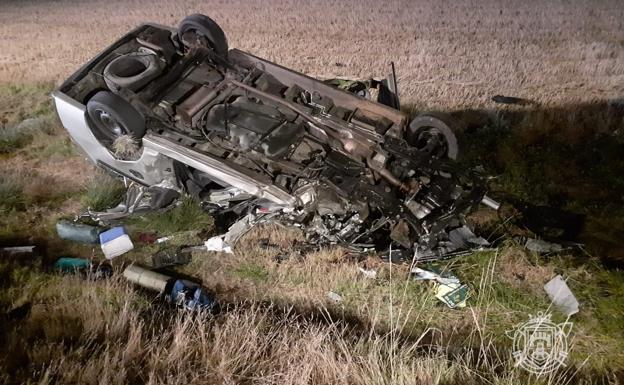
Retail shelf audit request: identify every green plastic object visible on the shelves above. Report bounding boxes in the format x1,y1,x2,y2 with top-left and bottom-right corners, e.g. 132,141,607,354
53,257,91,273
56,220,103,244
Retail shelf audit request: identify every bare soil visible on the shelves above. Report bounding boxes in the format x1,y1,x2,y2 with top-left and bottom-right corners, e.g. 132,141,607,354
1,0,624,109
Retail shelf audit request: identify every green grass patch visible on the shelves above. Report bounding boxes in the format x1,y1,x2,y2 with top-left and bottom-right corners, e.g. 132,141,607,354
126,197,213,235
81,173,126,211
0,173,25,212
234,263,270,283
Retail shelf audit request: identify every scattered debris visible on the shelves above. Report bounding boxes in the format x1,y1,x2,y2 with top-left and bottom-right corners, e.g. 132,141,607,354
56,220,103,244
99,227,134,259
204,235,233,253
53,257,113,279
53,257,91,272
88,181,180,221
123,265,217,311
156,236,172,244
0,246,36,256
435,282,469,309
204,213,258,253
151,247,193,268
358,267,377,279
411,266,468,308
327,291,343,302
137,232,158,244
416,225,490,261
544,275,579,316
524,238,564,254
170,279,217,310
124,265,170,292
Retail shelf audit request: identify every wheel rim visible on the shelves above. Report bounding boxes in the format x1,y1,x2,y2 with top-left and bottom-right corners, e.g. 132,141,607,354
414,127,449,158
95,109,126,137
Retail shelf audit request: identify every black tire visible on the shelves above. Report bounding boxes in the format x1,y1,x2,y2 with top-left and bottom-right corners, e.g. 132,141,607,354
86,91,145,143
406,112,460,159
178,14,228,57
103,52,163,92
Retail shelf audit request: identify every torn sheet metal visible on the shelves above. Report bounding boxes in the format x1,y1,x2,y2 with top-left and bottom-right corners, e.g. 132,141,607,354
88,181,180,222
544,275,579,316
204,212,276,253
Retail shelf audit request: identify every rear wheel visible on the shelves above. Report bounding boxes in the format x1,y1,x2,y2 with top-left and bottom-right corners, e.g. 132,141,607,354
178,14,228,57
86,91,145,145
406,112,460,159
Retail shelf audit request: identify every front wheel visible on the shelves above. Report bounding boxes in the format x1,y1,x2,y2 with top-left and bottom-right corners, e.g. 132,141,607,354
86,91,145,145
405,112,460,159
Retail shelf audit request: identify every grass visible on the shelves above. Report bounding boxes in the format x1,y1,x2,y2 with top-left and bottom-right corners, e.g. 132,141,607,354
0,173,25,212
80,173,127,212
126,197,214,236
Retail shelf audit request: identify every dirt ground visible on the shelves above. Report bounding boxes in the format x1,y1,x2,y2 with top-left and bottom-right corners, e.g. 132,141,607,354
1,0,623,110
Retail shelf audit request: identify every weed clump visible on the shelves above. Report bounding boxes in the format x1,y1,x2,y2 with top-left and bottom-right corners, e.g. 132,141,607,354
81,173,126,212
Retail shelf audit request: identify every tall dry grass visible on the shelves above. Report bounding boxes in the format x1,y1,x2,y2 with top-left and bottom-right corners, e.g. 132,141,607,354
1,269,585,385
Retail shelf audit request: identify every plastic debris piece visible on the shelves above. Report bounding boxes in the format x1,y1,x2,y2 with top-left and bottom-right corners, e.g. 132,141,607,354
156,236,171,244
123,265,171,293
53,257,112,279
358,267,377,279
204,235,233,253
327,291,343,302
170,279,217,310
53,257,91,273
56,220,103,244
544,275,579,316
1,246,36,256
99,227,134,259
525,238,564,253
